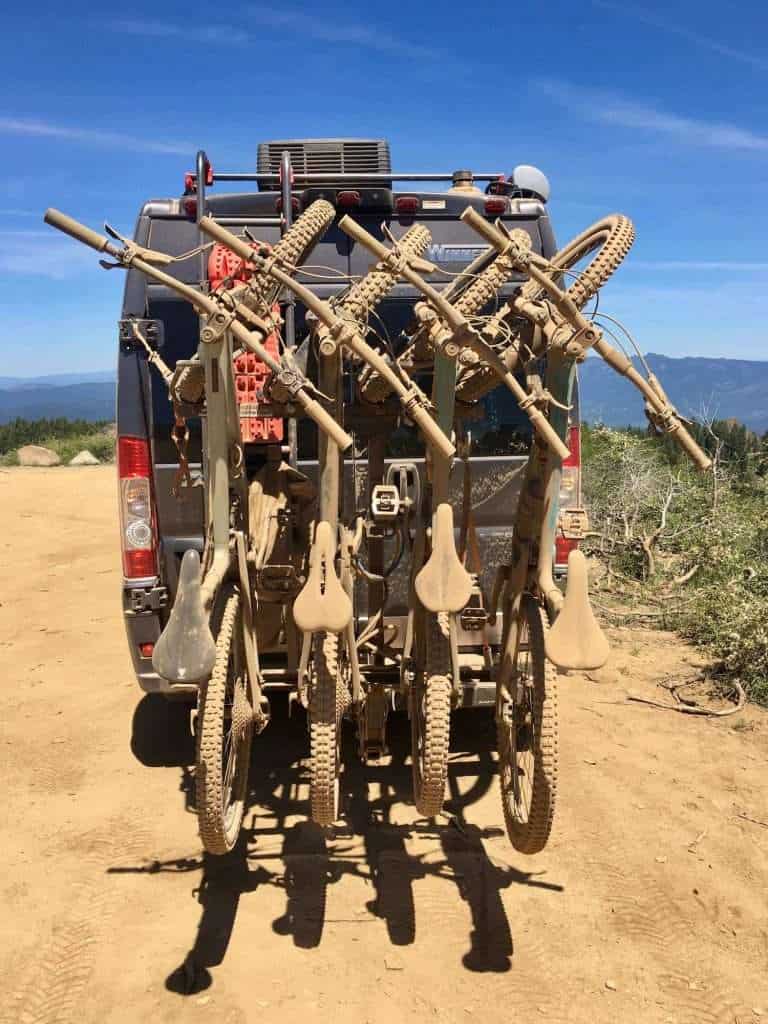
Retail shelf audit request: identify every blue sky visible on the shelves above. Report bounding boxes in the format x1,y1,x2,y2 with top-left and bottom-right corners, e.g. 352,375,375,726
1,0,767,375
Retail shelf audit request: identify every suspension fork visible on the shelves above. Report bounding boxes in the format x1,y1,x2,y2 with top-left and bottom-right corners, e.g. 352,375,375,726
313,339,343,659
495,420,552,708
430,348,457,504
427,348,463,687
318,343,341,529
199,329,242,610
367,435,386,661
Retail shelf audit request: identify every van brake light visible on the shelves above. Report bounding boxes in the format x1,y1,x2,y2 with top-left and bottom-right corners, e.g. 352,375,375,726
118,436,158,579
557,424,582,565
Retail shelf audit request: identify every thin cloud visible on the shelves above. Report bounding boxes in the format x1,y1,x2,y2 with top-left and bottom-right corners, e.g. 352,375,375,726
108,18,251,45
246,5,438,58
0,117,190,155
592,0,768,72
0,230,102,280
632,260,768,271
537,80,768,152
108,10,436,59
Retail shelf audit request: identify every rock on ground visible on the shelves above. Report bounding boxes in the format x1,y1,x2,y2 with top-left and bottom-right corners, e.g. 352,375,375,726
17,444,60,467
69,450,100,466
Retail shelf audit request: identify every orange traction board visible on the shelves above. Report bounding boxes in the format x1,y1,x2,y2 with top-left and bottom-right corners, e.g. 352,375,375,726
208,242,284,445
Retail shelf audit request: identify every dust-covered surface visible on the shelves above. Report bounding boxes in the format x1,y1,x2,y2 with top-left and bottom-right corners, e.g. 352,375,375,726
1,466,767,1024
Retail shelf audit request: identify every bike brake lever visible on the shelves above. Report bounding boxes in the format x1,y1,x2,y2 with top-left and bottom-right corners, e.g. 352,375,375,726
280,347,333,404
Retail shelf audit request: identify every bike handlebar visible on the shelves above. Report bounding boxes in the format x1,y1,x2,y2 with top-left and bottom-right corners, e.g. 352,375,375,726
672,422,713,470
199,215,456,460
44,208,113,254
461,208,712,473
339,214,571,461
44,208,354,453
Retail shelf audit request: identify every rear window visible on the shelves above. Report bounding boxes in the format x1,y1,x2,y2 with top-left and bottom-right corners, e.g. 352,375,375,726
148,299,202,463
469,387,535,456
387,380,534,459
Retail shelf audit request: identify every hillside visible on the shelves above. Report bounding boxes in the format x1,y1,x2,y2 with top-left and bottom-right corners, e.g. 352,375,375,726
579,352,768,431
0,370,115,391
1,354,767,431
0,381,116,424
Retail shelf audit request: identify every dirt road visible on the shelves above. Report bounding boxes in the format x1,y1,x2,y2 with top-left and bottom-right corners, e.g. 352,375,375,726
1,466,766,1024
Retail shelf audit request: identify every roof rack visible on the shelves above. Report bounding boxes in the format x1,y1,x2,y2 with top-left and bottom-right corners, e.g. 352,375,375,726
215,172,504,182
186,149,505,192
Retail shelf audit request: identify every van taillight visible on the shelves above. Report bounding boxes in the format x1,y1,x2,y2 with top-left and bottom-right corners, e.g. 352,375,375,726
563,424,581,468
484,197,508,215
559,424,581,506
555,536,575,564
118,436,158,580
395,195,419,216
336,190,361,209
275,195,301,215
557,424,582,564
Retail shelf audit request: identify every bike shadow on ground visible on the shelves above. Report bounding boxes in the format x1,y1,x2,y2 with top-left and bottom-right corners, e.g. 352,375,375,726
120,699,564,994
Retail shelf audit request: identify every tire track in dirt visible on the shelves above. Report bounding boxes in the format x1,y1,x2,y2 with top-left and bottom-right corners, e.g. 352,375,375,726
582,854,748,1024
1,821,153,1024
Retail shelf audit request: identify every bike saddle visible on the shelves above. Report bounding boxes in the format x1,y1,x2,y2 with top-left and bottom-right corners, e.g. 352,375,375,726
545,549,609,670
293,520,353,633
152,548,217,683
415,503,474,614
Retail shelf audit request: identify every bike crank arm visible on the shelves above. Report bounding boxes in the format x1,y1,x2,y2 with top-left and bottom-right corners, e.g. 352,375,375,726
198,216,455,461
43,208,353,453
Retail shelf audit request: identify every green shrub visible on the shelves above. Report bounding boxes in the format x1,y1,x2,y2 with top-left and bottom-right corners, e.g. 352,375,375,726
0,417,115,465
0,417,111,455
50,432,115,464
583,423,768,705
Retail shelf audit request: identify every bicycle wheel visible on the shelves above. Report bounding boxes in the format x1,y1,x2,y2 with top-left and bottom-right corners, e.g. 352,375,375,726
520,213,635,310
410,612,452,817
263,199,336,305
228,198,336,315
456,215,635,403
196,583,253,854
497,595,558,855
336,222,430,321
309,631,348,826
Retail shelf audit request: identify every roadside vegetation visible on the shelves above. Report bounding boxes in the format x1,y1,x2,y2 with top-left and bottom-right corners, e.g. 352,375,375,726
0,417,115,465
582,420,768,705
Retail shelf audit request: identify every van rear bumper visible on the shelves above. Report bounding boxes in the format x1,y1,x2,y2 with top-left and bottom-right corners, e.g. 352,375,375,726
123,598,498,707
123,588,197,699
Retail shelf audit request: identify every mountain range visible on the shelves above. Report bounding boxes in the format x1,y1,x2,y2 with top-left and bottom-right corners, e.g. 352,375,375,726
1,355,766,432
578,353,768,433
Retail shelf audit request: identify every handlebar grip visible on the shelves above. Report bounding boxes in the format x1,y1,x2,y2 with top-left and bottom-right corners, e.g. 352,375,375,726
299,395,353,452
199,215,254,262
44,208,111,253
460,207,507,251
528,407,571,461
337,214,389,260
407,402,456,460
670,421,712,472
